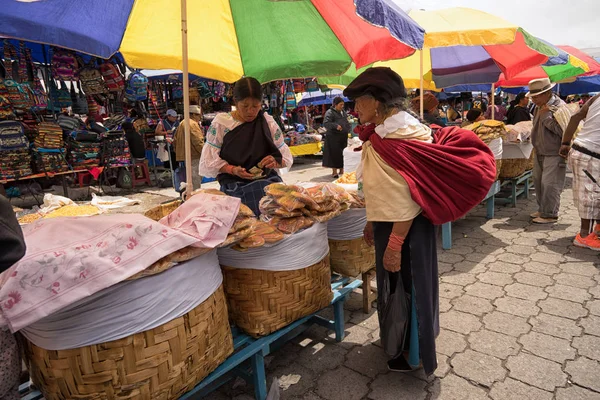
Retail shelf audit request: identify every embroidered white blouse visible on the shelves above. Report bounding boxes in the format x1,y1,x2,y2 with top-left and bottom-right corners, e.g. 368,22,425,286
198,112,294,178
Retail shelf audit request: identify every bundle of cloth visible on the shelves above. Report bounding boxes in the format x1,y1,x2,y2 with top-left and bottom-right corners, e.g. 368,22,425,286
284,131,322,146
68,138,101,169
0,192,240,333
35,122,64,149
33,149,69,173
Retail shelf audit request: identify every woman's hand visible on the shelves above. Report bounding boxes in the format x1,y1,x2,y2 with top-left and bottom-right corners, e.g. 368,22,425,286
337,125,342,131
259,155,279,169
383,247,401,272
363,222,374,246
221,165,254,180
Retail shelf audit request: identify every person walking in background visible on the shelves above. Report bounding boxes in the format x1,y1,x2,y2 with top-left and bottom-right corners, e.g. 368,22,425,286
527,78,572,224
322,97,351,178
173,105,205,190
0,195,27,400
560,93,600,249
506,92,532,125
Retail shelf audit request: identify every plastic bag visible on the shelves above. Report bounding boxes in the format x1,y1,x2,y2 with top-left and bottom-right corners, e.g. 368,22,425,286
91,194,140,210
378,271,409,358
266,378,280,400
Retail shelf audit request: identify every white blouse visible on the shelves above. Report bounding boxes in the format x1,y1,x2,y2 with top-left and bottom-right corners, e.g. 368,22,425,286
199,112,294,178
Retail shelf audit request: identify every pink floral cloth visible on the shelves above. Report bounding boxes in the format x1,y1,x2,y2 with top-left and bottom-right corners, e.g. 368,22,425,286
159,193,240,248
0,194,240,333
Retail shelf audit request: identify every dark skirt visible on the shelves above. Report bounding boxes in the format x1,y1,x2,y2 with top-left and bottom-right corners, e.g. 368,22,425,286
373,214,439,375
322,132,347,169
219,171,282,216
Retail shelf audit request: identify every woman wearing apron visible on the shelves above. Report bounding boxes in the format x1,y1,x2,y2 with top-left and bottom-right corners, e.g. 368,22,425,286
199,77,293,215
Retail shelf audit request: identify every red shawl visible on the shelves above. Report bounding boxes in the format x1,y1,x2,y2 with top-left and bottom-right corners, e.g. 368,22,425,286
357,124,496,225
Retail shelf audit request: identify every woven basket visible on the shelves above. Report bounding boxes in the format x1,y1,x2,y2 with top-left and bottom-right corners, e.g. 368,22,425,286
143,199,182,221
21,284,233,400
495,159,503,180
221,256,333,337
328,238,375,277
499,158,529,179
526,150,535,171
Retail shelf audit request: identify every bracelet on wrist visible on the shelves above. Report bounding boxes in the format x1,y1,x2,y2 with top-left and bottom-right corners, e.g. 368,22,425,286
561,142,571,146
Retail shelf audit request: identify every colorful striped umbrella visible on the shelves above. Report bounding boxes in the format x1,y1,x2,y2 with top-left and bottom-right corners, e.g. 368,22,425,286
496,44,591,87
0,0,425,83
320,30,567,90
0,0,425,192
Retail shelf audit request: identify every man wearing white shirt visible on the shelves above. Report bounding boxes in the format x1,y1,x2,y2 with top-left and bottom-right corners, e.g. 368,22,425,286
561,93,600,250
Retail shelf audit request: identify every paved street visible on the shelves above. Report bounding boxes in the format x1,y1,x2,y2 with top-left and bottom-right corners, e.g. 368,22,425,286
210,170,600,400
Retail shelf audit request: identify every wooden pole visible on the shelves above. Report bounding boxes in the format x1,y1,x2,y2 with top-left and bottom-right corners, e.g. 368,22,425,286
419,49,424,119
181,0,193,194
491,83,495,120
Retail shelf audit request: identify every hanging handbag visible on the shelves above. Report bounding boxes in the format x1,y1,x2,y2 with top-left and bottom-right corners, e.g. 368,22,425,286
71,81,89,114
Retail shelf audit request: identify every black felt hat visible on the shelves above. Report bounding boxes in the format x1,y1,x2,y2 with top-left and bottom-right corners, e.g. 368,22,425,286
343,67,407,103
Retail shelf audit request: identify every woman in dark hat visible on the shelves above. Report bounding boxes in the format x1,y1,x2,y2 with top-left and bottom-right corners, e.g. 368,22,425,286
322,97,351,178
344,67,496,375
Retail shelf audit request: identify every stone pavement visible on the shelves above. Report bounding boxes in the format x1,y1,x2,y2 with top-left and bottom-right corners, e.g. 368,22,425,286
210,173,600,400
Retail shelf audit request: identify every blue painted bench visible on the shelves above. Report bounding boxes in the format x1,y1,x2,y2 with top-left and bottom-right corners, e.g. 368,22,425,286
20,276,362,400
441,180,501,250
495,170,533,207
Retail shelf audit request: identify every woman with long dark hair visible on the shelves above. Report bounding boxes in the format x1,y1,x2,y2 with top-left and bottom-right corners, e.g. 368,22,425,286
199,77,293,215
322,97,351,178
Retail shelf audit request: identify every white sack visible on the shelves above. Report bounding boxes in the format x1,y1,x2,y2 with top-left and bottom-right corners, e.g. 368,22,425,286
343,146,362,173
327,208,367,241
218,223,329,271
21,250,222,350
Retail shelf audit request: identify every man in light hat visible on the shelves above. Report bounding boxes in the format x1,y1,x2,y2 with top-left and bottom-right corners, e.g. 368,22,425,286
527,78,573,224
173,105,204,189
560,93,600,249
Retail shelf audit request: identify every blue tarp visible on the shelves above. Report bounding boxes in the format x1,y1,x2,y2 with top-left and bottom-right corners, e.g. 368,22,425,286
0,0,134,59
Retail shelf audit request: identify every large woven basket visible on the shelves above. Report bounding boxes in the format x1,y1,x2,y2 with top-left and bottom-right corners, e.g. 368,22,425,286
329,238,375,277
221,256,333,337
21,284,233,400
494,159,503,180
499,158,529,179
143,199,182,221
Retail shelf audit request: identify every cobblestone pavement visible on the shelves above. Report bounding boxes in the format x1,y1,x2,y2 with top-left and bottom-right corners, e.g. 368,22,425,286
211,173,600,400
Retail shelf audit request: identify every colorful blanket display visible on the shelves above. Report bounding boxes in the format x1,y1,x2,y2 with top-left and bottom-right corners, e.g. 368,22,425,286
33,148,69,173
67,135,101,169
284,131,322,146
0,120,32,179
35,122,64,149
101,134,131,166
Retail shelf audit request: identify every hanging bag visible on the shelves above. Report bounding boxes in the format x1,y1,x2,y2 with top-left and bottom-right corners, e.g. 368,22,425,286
79,59,106,95
378,272,409,358
71,81,89,114
99,59,124,92
2,42,34,111
285,81,296,108
51,48,78,81
125,71,148,102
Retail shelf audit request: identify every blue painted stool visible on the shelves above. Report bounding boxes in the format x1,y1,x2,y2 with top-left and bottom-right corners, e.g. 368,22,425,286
441,180,501,250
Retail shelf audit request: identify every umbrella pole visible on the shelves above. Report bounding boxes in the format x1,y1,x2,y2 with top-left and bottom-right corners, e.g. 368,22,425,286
491,83,495,120
419,50,424,119
181,0,193,195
